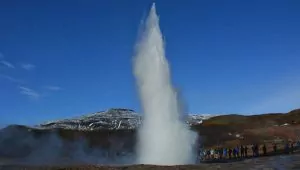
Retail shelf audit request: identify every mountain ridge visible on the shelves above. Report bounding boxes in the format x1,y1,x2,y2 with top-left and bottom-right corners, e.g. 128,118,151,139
37,108,217,131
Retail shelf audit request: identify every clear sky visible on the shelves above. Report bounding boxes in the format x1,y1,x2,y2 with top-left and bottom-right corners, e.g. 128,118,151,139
0,0,300,126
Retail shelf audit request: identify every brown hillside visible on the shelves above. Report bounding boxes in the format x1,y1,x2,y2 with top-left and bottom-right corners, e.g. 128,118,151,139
194,109,300,147
1,109,299,159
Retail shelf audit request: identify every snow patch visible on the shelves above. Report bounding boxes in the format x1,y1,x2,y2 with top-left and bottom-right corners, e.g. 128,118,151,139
38,109,217,130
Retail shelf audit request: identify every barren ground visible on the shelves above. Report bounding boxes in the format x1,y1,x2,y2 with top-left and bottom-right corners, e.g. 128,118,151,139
1,153,300,170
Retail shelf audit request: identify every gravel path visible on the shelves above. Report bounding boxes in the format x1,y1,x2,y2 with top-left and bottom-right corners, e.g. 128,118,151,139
1,153,300,170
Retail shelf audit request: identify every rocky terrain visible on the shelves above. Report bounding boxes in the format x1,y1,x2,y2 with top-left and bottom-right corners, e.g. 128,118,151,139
0,108,300,168
37,108,215,130
0,108,216,166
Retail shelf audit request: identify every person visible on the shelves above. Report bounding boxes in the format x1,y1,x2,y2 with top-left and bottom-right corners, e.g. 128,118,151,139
219,147,223,159
216,148,219,159
240,145,244,158
273,143,277,154
254,144,259,157
229,148,232,159
233,147,237,158
202,149,207,160
223,148,228,159
251,144,255,157
197,148,202,161
204,150,207,160
200,149,206,161
206,149,211,160
262,144,267,156
210,148,214,159
245,145,248,157
214,148,219,159
290,142,294,154
284,143,289,154
236,146,240,158
297,141,300,149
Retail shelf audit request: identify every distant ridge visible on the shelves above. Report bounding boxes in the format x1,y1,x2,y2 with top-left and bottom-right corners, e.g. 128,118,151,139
37,108,216,131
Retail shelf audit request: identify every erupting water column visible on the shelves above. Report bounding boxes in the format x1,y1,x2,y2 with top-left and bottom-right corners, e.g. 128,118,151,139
133,3,197,165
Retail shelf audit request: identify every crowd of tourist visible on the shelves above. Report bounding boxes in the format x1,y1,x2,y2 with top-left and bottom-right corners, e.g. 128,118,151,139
198,141,300,161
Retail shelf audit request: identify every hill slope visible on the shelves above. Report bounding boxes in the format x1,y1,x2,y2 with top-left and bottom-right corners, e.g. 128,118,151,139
0,108,299,164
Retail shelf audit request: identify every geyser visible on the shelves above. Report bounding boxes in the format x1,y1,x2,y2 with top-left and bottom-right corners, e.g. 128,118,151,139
133,3,197,165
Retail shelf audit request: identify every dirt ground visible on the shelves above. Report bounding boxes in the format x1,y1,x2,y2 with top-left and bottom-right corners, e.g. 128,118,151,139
1,153,300,170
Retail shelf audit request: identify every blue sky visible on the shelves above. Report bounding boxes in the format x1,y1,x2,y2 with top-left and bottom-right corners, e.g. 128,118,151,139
0,0,300,126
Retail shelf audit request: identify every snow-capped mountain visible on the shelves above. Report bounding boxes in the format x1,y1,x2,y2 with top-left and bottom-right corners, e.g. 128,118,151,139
37,108,216,130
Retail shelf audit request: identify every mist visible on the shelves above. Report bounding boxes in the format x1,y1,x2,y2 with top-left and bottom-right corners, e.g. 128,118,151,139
0,126,137,166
